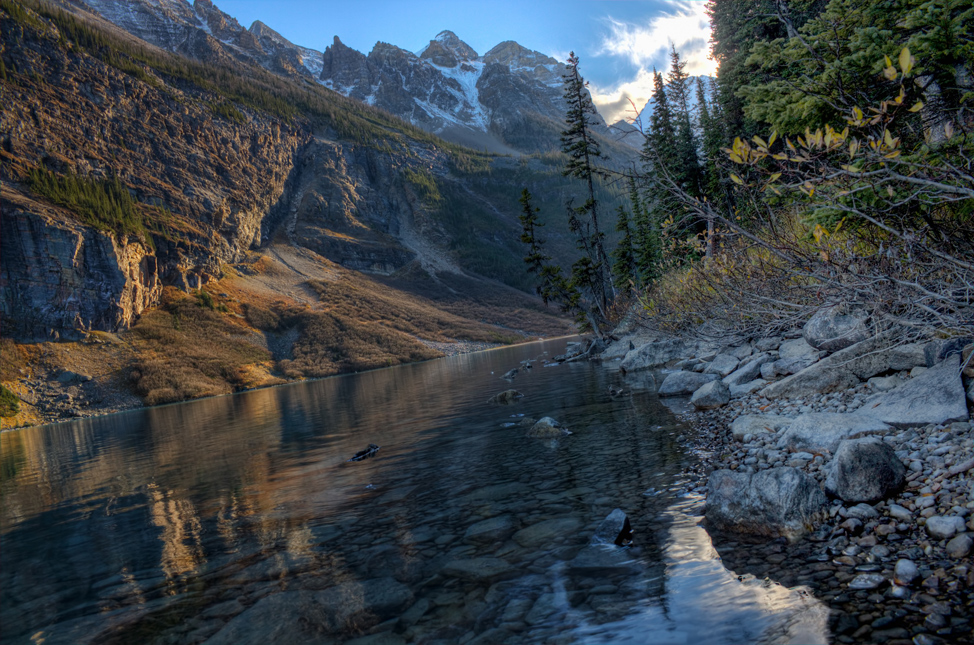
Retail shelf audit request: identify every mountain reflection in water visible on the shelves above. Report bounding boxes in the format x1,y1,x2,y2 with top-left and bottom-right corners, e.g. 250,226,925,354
0,338,827,644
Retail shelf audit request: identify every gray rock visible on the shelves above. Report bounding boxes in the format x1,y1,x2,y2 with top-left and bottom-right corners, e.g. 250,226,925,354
705,467,828,540
845,503,880,520
441,558,516,581
894,559,918,585
703,353,740,377
755,337,782,352
802,305,871,352
593,508,632,545
56,370,92,384
205,579,413,644
772,355,821,377
513,518,582,547
760,332,896,400
867,375,904,392
489,389,523,404
848,573,886,590
924,337,972,366
723,353,772,387
925,516,966,540
729,379,768,398
777,413,891,454
778,338,819,360
967,377,974,405
728,344,754,359
857,355,969,427
945,533,973,558
730,414,793,440
691,380,731,410
658,371,718,397
527,417,570,437
888,504,912,522
888,342,929,371
464,515,516,544
501,368,518,380
620,339,692,373
824,438,906,503
760,362,777,381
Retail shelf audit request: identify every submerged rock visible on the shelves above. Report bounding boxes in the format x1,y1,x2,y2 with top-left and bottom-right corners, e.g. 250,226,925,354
489,389,523,404
348,444,380,462
705,467,828,540
593,508,633,546
527,417,570,437
501,368,519,380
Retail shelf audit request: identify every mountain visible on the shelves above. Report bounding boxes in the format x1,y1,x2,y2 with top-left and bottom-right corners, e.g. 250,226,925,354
77,0,634,158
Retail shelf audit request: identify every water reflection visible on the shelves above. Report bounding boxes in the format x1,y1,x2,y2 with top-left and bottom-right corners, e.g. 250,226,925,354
0,339,826,644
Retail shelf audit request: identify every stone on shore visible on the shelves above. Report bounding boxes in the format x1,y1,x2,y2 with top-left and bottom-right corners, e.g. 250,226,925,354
760,333,895,400
730,414,793,440
620,339,692,373
925,516,966,540
823,438,906,503
802,305,871,352
729,379,767,398
776,413,891,454
888,342,929,371
705,467,828,540
658,371,718,397
856,355,969,427
489,389,523,404
691,380,731,410
946,534,973,558
722,354,772,387
770,355,821,377
703,354,740,377
894,559,918,586
778,338,819,360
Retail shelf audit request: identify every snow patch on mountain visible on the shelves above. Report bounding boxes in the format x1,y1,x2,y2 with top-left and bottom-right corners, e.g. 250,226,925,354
430,61,488,130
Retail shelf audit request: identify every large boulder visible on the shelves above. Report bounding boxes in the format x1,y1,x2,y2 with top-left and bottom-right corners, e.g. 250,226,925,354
760,332,896,400
802,305,871,352
777,413,891,454
923,337,973,366
723,353,772,387
703,353,740,377
771,355,821,377
730,414,793,440
824,438,906,503
620,339,692,373
527,417,570,437
489,389,523,404
856,355,969,427
691,380,731,410
705,467,828,540
657,371,718,396
729,378,768,399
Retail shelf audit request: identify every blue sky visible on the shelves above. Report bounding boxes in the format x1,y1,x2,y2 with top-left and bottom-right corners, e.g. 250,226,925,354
214,0,716,122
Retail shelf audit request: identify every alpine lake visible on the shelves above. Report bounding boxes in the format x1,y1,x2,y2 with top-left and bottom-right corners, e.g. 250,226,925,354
0,338,829,644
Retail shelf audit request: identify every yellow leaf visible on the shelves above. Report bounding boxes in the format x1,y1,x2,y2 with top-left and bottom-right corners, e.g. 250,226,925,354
884,129,894,148
849,139,859,159
908,100,924,112
786,138,796,152
883,66,897,80
852,106,864,121
729,153,743,164
895,87,905,105
841,164,861,173
769,172,781,182
730,173,744,185
752,135,768,149
773,153,789,161
885,150,901,159
945,122,954,139
884,55,893,68
899,46,913,76
769,130,778,147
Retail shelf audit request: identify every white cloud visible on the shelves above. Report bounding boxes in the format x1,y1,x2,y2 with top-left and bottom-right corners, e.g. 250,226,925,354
590,1,717,124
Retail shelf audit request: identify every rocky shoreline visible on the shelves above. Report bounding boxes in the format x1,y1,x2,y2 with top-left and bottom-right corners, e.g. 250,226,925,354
598,311,974,645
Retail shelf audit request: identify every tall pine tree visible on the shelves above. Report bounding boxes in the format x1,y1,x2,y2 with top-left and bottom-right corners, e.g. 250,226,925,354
610,205,636,295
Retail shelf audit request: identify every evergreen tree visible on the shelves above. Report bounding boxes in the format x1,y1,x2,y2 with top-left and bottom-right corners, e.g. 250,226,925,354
666,47,703,197
629,176,661,285
611,205,636,295
561,52,613,313
518,188,565,307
